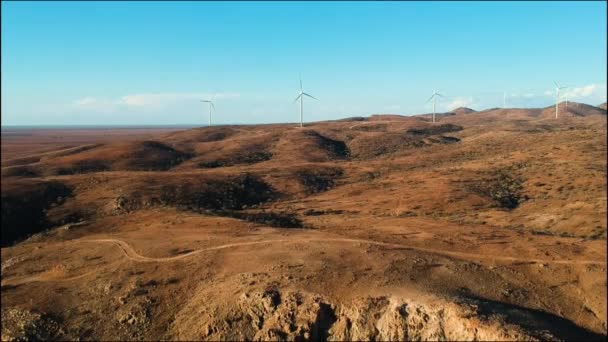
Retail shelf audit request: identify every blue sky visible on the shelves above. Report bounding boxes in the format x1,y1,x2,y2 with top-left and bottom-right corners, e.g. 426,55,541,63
2,1,606,125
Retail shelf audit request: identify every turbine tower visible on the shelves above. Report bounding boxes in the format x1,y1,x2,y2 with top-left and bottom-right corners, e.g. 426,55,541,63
293,77,317,128
553,81,567,119
426,89,444,123
200,100,215,127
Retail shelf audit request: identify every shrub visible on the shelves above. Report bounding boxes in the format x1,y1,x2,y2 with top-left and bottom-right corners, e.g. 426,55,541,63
469,169,525,209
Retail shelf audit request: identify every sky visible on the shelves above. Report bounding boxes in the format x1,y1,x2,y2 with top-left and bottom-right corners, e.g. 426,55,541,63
1,1,607,126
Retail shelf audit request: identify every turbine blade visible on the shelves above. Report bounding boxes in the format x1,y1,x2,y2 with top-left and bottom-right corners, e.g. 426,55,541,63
303,92,317,100
436,93,445,97
293,94,302,103
553,81,560,88
300,77,303,92
426,94,435,103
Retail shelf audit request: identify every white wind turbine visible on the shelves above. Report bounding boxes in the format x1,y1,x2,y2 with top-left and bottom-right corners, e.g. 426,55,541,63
200,99,215,126
293,77,317,128
426,89,444,123
553,81,568,119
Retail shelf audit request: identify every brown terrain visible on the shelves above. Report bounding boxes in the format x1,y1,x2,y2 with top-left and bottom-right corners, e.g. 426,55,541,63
1,102,606,341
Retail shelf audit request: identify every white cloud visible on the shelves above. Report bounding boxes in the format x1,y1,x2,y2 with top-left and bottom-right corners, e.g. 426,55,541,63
506,83,606,107
562,83,606,101
120,92,240,108
71,96,116,112
72,92,241,112
444,97,475,111
73,97,98,106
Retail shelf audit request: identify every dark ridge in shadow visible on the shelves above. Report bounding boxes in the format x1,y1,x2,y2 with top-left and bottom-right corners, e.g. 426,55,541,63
295,167,344,194
458,294,606,341
1,180,72,246
304,130,350,159
1,165,40,178
332,116,368,122
115,173,277,212
124,140,194,171
302,209,346,216
42,140,193,175
351,123,388,132
56,160,110,175
425,135,461,144
197,151,273,169
348,133,427,159
211,210,304,229
406,124,463,136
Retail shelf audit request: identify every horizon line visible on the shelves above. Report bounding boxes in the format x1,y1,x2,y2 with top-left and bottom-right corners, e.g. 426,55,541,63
2,100,606,128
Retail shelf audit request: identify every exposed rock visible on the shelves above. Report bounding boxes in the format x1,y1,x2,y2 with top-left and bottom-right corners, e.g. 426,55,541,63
170,287,563,341
1,308,64,341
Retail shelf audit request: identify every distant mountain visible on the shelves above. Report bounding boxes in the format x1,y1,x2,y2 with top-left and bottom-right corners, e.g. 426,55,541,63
332,116,368,122
368,114,411,121
340,102,605,124
539,102,607,118
462,102,606,120
450,107,476,115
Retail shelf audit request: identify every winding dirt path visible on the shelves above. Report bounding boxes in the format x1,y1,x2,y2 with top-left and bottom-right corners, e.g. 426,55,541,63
87,237,606,266
3,237,604,287
1,270,98,287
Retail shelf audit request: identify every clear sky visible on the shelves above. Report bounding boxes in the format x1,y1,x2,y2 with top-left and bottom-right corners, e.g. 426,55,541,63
2,1,607,125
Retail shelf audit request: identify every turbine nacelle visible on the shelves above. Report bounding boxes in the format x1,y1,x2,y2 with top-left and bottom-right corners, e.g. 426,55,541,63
294,78,318,127
200,100,215,110
426,91,444,103
294,92,317,103
425,89,444,124
200,100,215,126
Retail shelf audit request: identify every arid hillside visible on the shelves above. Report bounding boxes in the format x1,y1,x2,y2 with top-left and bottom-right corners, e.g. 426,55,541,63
1,102,606,341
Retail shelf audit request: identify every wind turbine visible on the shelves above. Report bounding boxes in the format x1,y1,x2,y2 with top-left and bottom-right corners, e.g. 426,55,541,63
562,87,570,110
293,77,317,128
426,89,444,123
200,100,215,126
553,81,568,119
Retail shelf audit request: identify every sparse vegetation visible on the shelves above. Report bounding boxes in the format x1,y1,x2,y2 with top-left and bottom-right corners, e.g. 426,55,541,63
406,124,463,136
197,151,272,168
41,140,193,175
303,209,346,216
213,210,304,228
1,165,40,178
361,171,381,182
348,125,462,159
115,173,276,212
295,167,344,194
1,110,606,340
468,169,526,209
295,130,350,160
1,308,64,341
